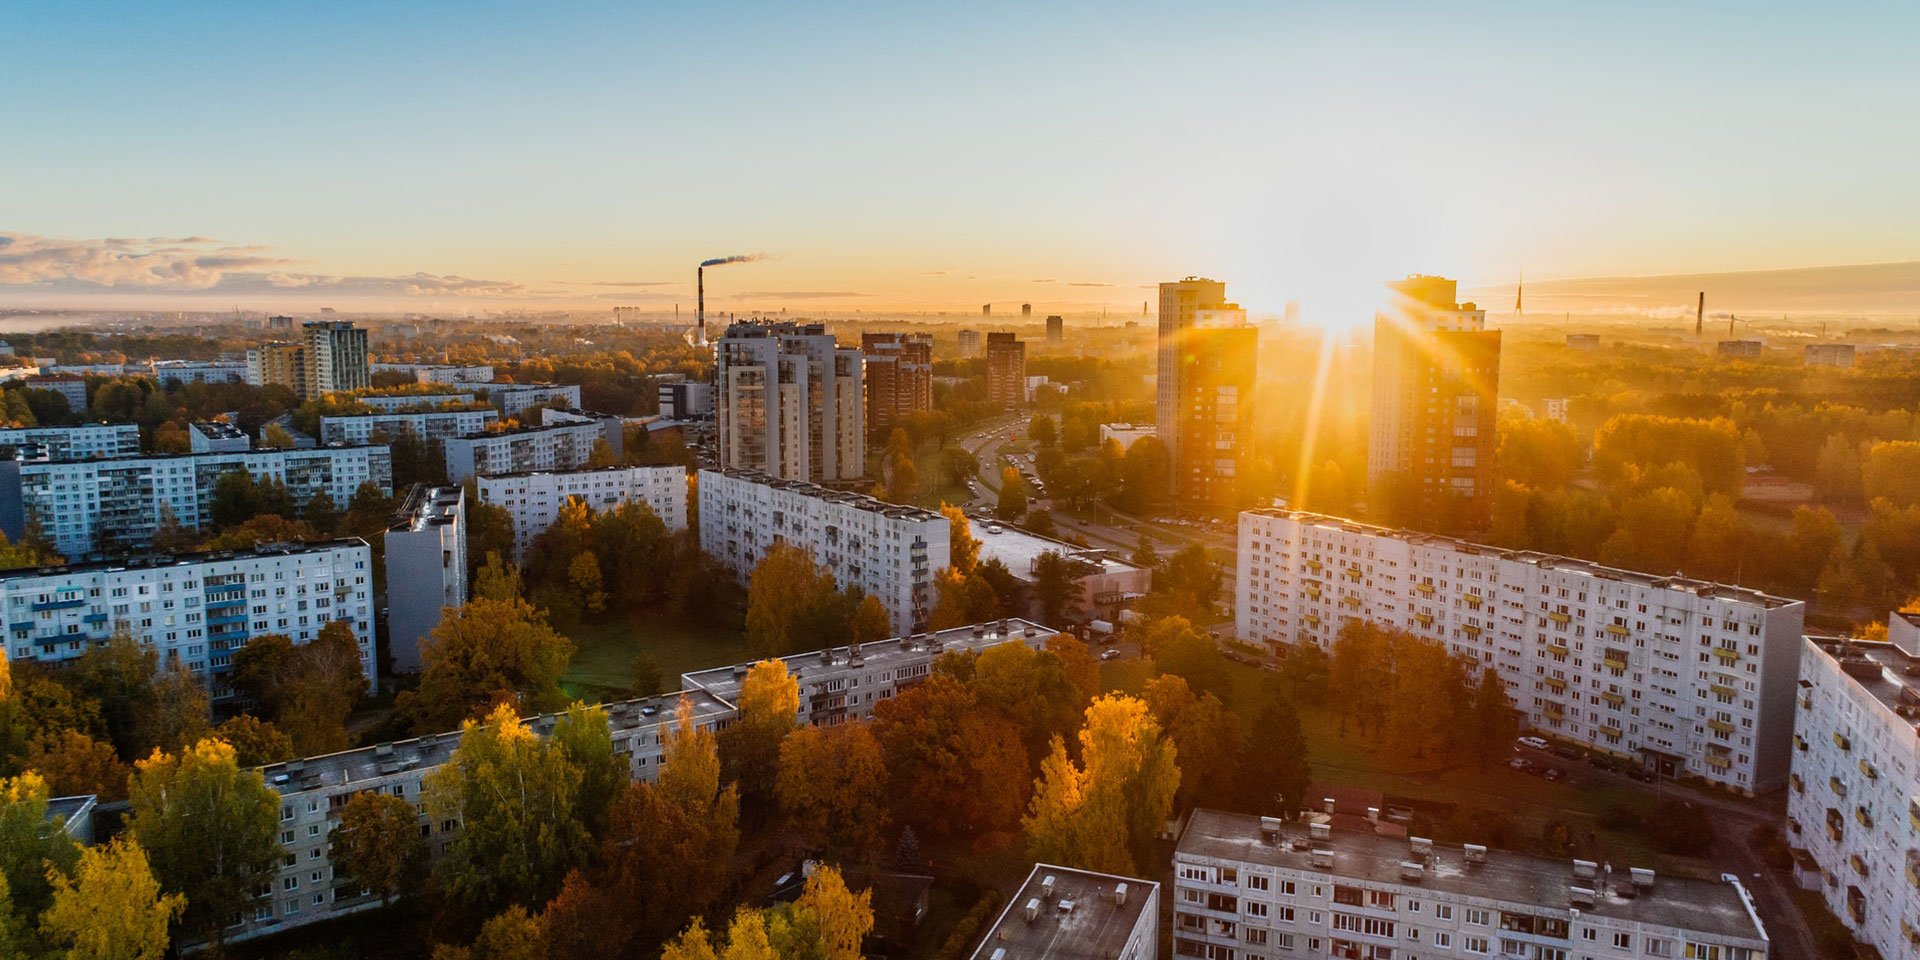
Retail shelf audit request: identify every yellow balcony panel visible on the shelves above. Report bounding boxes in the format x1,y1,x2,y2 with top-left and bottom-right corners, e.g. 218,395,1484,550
1543,677,1567,691
1708,719,1735,735
1861,759,1879,780
1464,594,1483,608
1704,753,1732,769
1605,623,1629,636
1546,643,1570,658
1834,732,1852,751
1305,559,1322,572
1831,776,1848,796
1462,624,1482,637
1599,725,1623,739
1543,702,1566,718
1547,611,1571,625
1303,614,1321,627
1415,582,1435,595
1603,656,1628,671
1713,646,1741,663
1341,595,1361,608
1601,691,1625,706
1710,684,1737,698
1858,807,1875,829
1415,613,1434,626
1344,567,1362,581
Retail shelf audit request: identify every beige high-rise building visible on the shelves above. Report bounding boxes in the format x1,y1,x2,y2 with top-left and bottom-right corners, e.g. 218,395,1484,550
1156,278,1253,507
1368,275,1501,530
985,332,1027,410
303,321,370,395
714,322,864,483
1156,277,1230,471
246,341,309,397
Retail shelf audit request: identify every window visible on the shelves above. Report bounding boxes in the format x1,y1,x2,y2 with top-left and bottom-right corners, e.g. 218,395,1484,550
1245,902,1267,918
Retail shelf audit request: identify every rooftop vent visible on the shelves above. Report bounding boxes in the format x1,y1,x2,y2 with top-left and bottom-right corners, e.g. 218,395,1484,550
1322,797,1337,814
1113,883,1129,906
1309,821,1331,841
1056,898,1076,916
1310,848,1334,869
1464,844,1488,865
1630,867,1656,890
1260,817,1284,843
1409,837,1432,859
1399,861,1425,882
991,950,1007,960
1570,886,1595,907
1042,875,1056,900
1573,859,1598,879
1023,898,1041,922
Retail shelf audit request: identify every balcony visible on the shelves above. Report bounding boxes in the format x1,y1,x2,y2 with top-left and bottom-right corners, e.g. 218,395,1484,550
1834,732,1852,752
1414,613,1434,627
1601,691,1625,707
1708,719,1735,735
1852,853,1870,877
1547,611,1571,625
1464,594,1483,608
1826,809,1845,842
1599,725,1622,739
1704,752,1731,770
1830,776,1847,797
1543,677,1567,692
1546,643,1569,657
1415,582,1434,595
1710,683,1737,699
1861,759,1879,780
1603,653,1628,671
1542,701,1566,719
1305,559,1322,573
1857,807,1874,829
1462,624,1482,637
1790,774,1804,794
1344,567,1362,582
32,598,84,612
1341,595,1362,609
1303,614,1320,628
1605,623,1628,637
1713,646,1741,664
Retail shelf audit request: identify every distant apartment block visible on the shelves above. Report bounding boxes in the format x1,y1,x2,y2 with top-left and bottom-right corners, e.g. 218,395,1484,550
969,863,1157,960
714,322,864,484
1099,423,1155,452
1804,343,1856,368
440,409,620,483
148,360,247,384
1235,509,1805,794
370,362,495,384
0,423,141,461
476,465,687,561
956,329,983,357
1565,333,1602,351
0,540,375,702
189,421,251,453
985,333,1027,410
354,392,481,413
476,382,583,417
1369,275,1501,529
1542,398,1570,423
699,468,947,633
319,408,498,448
383,486,466,674
1174,808,1770,960
1157,277,1229,472
247,341,309,397
861,332,933,436
1166,299,1256,508
0,446,392,557
247,322,370,399
1785,617,1920,958
657,379,714,419
1045,314,1064,345
1716,339,1764,359
23,375,87,412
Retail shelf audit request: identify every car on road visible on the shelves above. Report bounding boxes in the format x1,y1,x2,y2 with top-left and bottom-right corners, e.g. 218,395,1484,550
1099,648,1122,661
1516,736,1549,750
985,523,1003,534
1508,757,1535,773
1541,767,1565,782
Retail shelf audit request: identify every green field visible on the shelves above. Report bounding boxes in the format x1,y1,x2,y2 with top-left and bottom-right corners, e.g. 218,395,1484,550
562,615,751,701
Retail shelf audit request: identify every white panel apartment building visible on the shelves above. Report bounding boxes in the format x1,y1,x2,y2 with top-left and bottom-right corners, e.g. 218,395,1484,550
440,410,619,483
355,392,480,413
383,486,466,674
1236,510,1805,794
0,446,393,557
0,423,142,460
0,540,375,702
475,382,582,417
370,363,494,384
699,468,947,634
1174,809,1769,960
475,465,687,561
148,360,247,384
319,408,498,446
714,322,864,484
233,620,1049,944
1785,616,1920,958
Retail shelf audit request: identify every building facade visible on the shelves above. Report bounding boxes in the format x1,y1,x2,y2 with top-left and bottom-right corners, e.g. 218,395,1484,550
657,379,715,419
369,363,495,384
985,333,1027,410
968,516,1149,625
1235,510,1806,794
861,332,934,437
699,468,947,633
1368,275,1501,530
303,321,371,395
1804,343,1856,368
23,375,87,412
383,486,466,674
148,360,247,384
476,382,583,417
0,446,393,557
1174,808,1770,960
1785,617,1920,957
189,421,251,453
1045,314,1064,345
714,322,864,484
475,465,688,561
319,408,498,447
440,410,619,483
0,540,375,703
355,392,481,413
247,341,309,397
1157,277,1231,472
957,329,982,357
1169,305,1256,509
0,423,141,461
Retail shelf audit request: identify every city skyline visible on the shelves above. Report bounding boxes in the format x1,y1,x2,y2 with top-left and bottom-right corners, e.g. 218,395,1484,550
5,2,1920,321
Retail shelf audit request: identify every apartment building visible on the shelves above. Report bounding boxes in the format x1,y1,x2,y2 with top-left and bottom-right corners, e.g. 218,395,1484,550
0,423,141,461
985,333,1027,410
1803,343,1857,368
1174,808,1769,960
236,619,1050,944
714,322,865,483
319,408,498,447
1368,275,1501,530
189,421,251,453
354,392,480,413
0,540,375,702
968,515,1149,624
1235,510,1806,794
861,332,933,436
247,341,309,397
440,409,621,483
1785,615,1920,957
383,486,466,674
699,468,948,634
968,864,1158,960
0,445,393,557
369,363,494,384
474,382,583,417
1168,303,1256,509
475,465,687,561
957,329,983,357
24,375,87,412
303,322,371,395
148,360,247,384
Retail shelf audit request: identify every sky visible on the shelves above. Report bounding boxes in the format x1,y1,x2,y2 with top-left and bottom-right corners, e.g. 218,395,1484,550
3,1,1918,322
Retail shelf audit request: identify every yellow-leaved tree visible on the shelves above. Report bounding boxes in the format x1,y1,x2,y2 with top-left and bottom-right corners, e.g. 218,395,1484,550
1022,694,1179,876
40,837,183,960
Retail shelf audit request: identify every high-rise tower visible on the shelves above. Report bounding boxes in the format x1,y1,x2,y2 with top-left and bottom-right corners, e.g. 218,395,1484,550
1368,275,1501,529
714,322,865,483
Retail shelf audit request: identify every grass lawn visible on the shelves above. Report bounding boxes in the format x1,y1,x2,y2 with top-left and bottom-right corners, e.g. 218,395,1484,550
563,614,751,701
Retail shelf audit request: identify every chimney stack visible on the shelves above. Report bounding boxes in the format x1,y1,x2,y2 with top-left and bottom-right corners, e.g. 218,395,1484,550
1695,291,1705,338
698,266,706,346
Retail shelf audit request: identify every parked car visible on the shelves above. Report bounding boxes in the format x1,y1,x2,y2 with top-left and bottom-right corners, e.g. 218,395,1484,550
1516,736,1549,751
1541,767,1565,782
1551,745,1582,761
1099,648,1122,661
1508,757,1535,773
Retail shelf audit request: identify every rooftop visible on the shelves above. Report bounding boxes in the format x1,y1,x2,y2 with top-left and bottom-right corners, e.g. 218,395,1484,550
681,618,1053,706
969,863,1156,960
1246,509,1800,610
390,485,463,532
475,463,685,483
1177,809,1767,944
190,420,249,441
703,468,942,523
18,443,388,467
0,538,370,583
968,516,1143,579
1805,633,1920,730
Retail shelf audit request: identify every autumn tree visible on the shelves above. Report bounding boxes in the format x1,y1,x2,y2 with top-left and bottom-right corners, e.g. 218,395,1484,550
660,867,873,960
776,722,889,861
717,660,799,813
942,503,979,575
1144,675,1244,814
966,640,1088,761
127,739,282,950
403,594,575,732
25,729,131,801
1022,695,1179,876
1133,616,1231,704
0,772,80,923
330,791,428,908
135,661,211,757
435,905,549,960
231,621,369,755
200,514,321,550
1031,551,1087,626
1143,545,1223,622
40,837,183,960
425,703,590,913
67,632,156,759
871,674,1028,839
1239,697,1312,817
213,714,294,767
996,468,1029,520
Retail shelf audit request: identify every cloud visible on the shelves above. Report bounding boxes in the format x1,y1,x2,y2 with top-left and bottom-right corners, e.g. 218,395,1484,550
734,291,870,300
1031,278,1056,283
1067,281,1114,287
568,280,675,288
921,270,949,276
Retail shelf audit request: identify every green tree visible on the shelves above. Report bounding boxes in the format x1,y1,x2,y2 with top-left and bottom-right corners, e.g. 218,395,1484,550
1118,437,1171,511
1143,675,1243,814
1022,695,1179,875
127,739,282,950
850,594,892,646
552,702,624,834
1144,545,1223,622
1467,667,1519,770
995,468,1028,520
330,791,427,908
67,632,156,760
1130,534,1161,571
1031,551,1087,626
402,595,575,732
0,772,81,923
466,498,518,582
40,837,184,960
1240,697,1311,817
717,660,800,814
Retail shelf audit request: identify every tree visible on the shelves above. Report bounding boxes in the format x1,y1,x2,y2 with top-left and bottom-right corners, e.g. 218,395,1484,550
567,551,608,618
261,422,296,449
776,722,889,860
1022,695,1179,876
552,702,624,834
425,703,590,913
403,595,575,732
938,447,979,488
1496,418,1583,490
850,594,892,646
968,640,1088,760
330,791,427,908
1029,415,1057,448
630,653,664,697
466,499,518,582
40,837,183,960
1864,441,1920,508
1117,437,1171,511
1144,545,1223,622
67,632,156,759
135,661,211,757
25,729,132,802
1467,667,1519,770
1134,616,1231,703
1240,697,1311,817
996,468,1028,520
744,543,838,657
1031,551,1087,625
659,868,872,960
0,772,80,923
127,739,282,949
872,674,1028,839
942,503,979,575
1130,534,1161,571
1144,675,1243,814
1814,435,1864,504
717,661,799,813
437,906,550,960
231,621,368,755
201,514,321,550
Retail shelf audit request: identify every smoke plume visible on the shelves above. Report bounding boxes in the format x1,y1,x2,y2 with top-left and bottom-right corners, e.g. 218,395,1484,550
701,254,766,268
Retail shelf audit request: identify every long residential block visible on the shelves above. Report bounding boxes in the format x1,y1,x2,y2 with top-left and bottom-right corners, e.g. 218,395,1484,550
0,446,393,557
319,408,498,447
440,409,621,483
474,382,582,417
0,540,375,702
370,363,494,384
239,619,1051,944
699,468,947,634
0,423,142,461
475,465,687,561
968,863,1158,960
354,392,481,413
1236,510,1805,794
1785,617,1920,957
1174,808,1769,960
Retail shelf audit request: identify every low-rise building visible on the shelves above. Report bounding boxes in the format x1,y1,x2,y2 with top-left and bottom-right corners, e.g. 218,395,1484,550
0,540,375,702
383,486,466,674
23,375,87,412
370,363,495,384
148,360,247,384
1098,423,1156,452
441,409,620,483
969,516,1149,624
1235,510,1806,794
0,423,141,461
319,408,497,447
1565,333,1602,351
968,863,1158,960
1804,343,1857,368
189,420,252,453
657,379,714,419
699,468,948,634
0,445,392,557
1785,616,1920,957
1175,808,1769,960
475,382,583,417
354,392,481,413
476,465,687,561
1716,339,1764,359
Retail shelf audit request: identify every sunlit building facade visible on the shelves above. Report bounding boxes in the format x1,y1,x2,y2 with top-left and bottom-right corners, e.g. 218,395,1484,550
714,322,864,484
1367,275,1500,530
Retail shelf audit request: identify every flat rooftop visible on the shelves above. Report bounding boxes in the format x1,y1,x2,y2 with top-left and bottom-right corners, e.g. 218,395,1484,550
968,517,1143,579
1177,809,1767,944
191,420,248,440
391,486,462,532
704,468,942,523
681,618,1053,706
970,864,1155,960
18,444,388,467
0,538,370,582
475,463,684,483
1806,635,1920,729
1245,509,1799,609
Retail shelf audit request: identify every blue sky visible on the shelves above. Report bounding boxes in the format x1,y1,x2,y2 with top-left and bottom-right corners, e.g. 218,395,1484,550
3,1,1917,317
